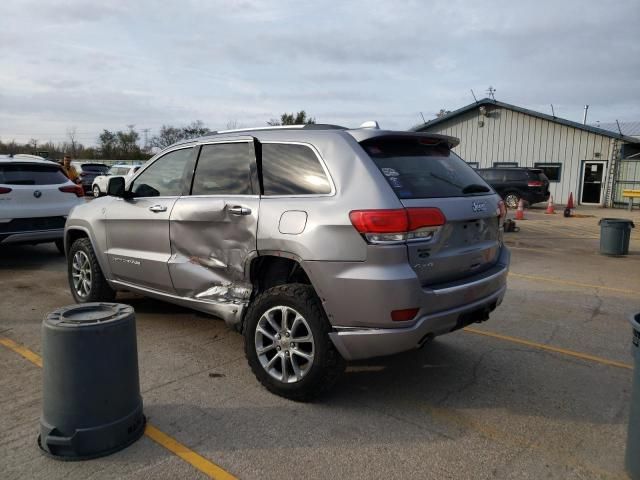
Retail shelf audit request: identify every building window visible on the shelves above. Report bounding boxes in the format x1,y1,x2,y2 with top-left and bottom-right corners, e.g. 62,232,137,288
493,162,518,168
534,163,562,182
466,162,479,168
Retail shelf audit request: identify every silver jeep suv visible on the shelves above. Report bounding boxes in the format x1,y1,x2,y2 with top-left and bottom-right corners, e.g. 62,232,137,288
64,124,510,400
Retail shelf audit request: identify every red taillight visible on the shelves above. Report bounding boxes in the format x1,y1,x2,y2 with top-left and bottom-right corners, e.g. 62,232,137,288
349,209,408,233
349,208,445,244
59,184,84,197
0,187,12,194
391,308,419,322
527,180,543,187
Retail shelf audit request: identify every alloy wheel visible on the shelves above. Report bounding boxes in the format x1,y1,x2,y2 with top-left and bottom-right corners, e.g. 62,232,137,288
505,193,519,209
71,251,92,298
254,306,315,384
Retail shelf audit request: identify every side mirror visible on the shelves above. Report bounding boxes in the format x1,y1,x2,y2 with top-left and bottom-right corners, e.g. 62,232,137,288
107,176,128,198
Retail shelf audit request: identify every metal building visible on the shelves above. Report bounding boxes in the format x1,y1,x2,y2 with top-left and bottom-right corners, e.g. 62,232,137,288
413,99,640,207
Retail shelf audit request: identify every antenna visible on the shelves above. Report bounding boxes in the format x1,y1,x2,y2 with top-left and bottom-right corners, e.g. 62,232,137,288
419,112,426,124
616,120,623,136
550,104,555,117
486,86,496,100
470,89,478,103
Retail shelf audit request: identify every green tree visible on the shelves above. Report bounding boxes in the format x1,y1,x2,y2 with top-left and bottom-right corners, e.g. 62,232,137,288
267,110,315,126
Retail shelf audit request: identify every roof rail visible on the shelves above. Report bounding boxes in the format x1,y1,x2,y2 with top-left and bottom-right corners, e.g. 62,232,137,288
216,124,347,134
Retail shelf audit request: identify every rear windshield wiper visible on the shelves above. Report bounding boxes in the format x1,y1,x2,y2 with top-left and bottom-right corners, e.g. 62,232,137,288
461,183,491,194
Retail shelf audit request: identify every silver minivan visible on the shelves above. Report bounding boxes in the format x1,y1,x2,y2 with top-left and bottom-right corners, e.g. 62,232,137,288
64,124,509,400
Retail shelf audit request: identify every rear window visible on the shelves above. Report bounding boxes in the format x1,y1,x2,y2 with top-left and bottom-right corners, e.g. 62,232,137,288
0,163,69,185
81,164,109,173
361,137,491,199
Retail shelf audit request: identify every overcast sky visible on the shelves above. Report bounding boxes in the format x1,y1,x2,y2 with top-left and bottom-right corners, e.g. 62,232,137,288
1,0,639,146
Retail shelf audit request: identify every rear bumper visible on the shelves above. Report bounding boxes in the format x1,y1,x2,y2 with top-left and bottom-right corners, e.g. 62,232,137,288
524,191,550,205
329,284,506,360
317,246,510,360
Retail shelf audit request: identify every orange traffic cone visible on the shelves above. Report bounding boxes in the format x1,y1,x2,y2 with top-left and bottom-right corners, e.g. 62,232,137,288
514,199,525,220
545,195,555,214
564,192,574,217
566,192,575,210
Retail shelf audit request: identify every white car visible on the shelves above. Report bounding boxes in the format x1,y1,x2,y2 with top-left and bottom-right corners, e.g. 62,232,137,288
91,164,141,197
0,154,84,253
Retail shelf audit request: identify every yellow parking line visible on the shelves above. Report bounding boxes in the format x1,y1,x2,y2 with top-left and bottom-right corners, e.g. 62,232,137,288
464,328,632,370
0,336,43,367
0,336,236,480
145,424,237,480
509,272,637,295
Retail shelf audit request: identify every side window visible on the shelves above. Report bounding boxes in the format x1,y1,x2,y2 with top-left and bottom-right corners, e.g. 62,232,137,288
534,163,561,182
504,170,525,181
131,148,192,197
191,142,253,195
262,143,331,195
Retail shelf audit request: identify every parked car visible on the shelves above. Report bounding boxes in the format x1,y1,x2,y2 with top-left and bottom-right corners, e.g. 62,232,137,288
74,163,109,194
476,167,550,208
1,154,84,253
91,164,141,197
64,125,510,400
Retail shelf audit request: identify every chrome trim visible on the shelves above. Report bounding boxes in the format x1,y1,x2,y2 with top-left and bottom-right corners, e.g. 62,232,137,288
430,267,508,295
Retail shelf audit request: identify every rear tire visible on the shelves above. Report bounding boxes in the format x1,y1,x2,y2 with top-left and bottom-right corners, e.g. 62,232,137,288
504,192,520,209
67,238,116,303
93,185,101,198
244,284,345,401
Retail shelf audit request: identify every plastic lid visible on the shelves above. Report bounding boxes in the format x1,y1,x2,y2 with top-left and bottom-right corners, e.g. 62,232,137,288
45,303,134,328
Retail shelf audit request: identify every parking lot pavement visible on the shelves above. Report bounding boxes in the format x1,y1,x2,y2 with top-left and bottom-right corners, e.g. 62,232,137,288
1,209,638,480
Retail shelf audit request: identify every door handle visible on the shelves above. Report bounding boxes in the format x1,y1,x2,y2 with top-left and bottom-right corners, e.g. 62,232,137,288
228,205,252,216
148,204,167,212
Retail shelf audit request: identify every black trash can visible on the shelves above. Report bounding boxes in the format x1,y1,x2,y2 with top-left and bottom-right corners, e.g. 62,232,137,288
598,218,635,256
39,303,145,460
627,313,640,479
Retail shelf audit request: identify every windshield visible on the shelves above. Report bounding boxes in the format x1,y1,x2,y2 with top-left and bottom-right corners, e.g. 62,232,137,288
361,137,492,199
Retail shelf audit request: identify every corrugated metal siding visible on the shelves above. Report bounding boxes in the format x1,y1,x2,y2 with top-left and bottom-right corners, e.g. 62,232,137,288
423,106,618,205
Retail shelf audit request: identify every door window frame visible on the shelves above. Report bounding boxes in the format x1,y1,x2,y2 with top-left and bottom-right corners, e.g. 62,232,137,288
128,145,197,199
186,139,260,198
579,160,608,205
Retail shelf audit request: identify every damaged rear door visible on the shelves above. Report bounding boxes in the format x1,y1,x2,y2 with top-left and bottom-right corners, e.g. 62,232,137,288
168,137,259,307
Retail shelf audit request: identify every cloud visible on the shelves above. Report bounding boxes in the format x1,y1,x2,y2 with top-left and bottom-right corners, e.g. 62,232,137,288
0,0,639,144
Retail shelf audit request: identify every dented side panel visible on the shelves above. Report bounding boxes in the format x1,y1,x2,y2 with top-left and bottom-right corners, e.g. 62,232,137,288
168,196,259,320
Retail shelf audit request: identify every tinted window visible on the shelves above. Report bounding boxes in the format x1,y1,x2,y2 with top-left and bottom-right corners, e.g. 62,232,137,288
494,162,518,168
0,164,69,185
131,148,192,197
81,164,108,173
362,138,491,199
192,143,253,195
504,170,527,181
262,143,331,195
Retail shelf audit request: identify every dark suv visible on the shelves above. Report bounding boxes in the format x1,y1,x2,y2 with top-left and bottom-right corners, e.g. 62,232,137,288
75,163,109,194
476,167,550,208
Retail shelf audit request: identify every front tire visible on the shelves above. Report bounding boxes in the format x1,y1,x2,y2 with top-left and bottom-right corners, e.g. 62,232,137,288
93,185,101,198
68,238,116,303
244,284,345,401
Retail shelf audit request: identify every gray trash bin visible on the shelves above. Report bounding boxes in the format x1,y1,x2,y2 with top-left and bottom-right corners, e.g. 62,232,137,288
598,218,635,256
627,313,640,479
39,303,145,460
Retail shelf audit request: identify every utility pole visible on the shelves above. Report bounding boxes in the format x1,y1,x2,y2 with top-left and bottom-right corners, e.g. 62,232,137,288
142,128,150,152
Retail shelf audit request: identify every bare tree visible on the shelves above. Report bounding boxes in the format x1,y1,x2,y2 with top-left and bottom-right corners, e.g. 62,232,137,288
67,127,78,157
